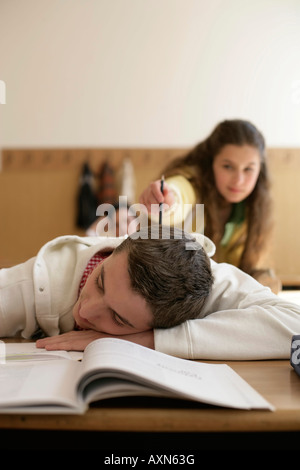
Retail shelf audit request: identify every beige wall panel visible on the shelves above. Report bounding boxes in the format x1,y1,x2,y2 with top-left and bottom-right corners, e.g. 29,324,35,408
1,147,300,286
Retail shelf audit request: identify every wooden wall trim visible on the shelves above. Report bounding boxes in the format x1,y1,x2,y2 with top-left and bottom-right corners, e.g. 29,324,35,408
0,147,300,285
0,148,187,173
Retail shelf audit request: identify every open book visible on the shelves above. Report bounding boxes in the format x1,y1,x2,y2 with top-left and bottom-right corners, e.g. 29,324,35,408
1,341,83,362
0,338,274,413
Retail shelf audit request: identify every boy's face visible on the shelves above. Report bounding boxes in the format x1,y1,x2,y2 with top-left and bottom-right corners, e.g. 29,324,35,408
72,251,153,335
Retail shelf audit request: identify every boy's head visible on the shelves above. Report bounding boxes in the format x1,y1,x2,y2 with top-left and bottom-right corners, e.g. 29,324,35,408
114,225,214,328
73,226,214,335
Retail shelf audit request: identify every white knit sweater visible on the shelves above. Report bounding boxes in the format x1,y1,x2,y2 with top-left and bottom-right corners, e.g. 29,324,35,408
1,234,299,360
0,235,123,338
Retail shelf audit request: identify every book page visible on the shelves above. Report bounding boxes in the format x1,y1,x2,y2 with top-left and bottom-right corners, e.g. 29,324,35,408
1,342,83,363
0,359,82,413
78,338,273,410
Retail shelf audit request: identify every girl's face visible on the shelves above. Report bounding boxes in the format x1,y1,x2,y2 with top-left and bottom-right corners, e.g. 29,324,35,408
72,251,153,335
212,144,261,203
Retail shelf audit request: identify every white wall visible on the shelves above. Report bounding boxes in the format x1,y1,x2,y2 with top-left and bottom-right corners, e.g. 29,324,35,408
0,0,299,148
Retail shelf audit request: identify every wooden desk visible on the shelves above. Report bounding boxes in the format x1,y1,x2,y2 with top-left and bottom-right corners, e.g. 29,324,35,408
1,340,300,451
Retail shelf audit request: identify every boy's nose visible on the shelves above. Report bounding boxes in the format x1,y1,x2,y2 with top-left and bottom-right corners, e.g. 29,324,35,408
80,298,103,321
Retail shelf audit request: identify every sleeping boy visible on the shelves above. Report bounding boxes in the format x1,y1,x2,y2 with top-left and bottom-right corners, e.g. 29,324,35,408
0,226,213,345
1,226,300,360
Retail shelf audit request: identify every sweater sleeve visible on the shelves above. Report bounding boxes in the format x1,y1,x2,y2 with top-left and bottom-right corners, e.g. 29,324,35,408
150,175,197,228
0,257,38,339
154,261,300,360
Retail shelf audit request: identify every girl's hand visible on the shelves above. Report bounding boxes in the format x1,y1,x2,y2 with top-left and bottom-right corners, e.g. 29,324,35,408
139,180,175,213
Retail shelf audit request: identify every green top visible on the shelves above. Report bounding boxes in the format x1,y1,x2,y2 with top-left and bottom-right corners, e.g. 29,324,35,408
221,202,245,246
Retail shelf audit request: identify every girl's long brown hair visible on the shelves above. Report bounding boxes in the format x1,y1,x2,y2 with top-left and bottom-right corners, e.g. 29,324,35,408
163,119,273,274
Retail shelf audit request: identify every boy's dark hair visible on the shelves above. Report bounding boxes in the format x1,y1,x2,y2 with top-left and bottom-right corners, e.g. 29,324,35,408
114,226,214,328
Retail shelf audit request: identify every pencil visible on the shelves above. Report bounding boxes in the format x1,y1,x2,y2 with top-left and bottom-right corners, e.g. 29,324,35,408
159,175,164,225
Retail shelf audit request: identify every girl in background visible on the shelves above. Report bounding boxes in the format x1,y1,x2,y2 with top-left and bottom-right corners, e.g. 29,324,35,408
139,119,281,293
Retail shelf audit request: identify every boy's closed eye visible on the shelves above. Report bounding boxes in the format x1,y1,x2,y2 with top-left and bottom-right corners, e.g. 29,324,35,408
98,265,135,329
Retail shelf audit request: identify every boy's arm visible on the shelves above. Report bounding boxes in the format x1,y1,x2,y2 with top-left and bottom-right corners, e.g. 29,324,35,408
36,329,154,351
37,261,300,360
154,261,300,360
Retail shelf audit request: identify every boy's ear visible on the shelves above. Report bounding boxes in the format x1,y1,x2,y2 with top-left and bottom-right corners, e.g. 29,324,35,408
190,233,216,257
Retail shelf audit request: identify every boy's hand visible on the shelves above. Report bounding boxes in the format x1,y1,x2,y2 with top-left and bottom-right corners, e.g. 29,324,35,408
36,329,154,352
36,330,106,351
